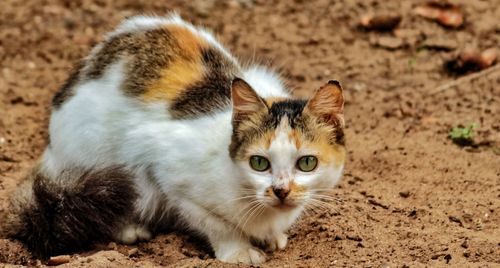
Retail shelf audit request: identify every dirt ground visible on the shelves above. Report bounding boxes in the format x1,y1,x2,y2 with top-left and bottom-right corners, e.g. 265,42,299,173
1,0,499,267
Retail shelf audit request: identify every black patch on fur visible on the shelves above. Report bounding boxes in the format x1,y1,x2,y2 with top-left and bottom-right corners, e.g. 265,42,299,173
268,100,307,129
52,61,85,109
334,128,345,145
13,166,136,258
86,30,177,96
170,47,239,118
85,34,133,80
229,128,245,159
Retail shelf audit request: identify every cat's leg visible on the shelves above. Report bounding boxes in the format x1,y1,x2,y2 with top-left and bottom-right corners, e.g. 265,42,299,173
176,199,266,264
253,210,302,252
116,223,152,244
114,170,160,245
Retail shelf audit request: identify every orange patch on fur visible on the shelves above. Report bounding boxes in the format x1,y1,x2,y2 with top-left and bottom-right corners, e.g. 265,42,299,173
167,25,207,59
142,26,207,102
289,181,306,194
264,131,276,149
288,130,302,149
288,181,307,200
143,60,205,101
265,186,274,197
265,97,287,107
305,138,346,167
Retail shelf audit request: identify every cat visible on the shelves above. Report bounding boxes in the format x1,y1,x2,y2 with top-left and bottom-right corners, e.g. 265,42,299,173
0,13,345,264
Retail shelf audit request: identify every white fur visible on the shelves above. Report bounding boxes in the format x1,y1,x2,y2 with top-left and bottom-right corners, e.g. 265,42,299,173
42,15,343,264
242,66,290,98
109,13,184,38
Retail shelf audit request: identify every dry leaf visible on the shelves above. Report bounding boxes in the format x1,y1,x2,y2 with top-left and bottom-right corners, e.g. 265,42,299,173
360,13,402,31
480,48,498,68
445,47,497,74
414,2,463,28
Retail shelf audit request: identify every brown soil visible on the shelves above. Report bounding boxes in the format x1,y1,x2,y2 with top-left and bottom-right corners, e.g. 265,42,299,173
1,0,499,267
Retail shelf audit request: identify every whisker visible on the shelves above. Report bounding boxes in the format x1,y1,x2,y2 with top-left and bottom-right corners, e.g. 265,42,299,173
307,198,340,214
308,193,344,203
303,203,324,216
241,203,265,233
235,202,262,240
235,200,262,229
201,195,257,221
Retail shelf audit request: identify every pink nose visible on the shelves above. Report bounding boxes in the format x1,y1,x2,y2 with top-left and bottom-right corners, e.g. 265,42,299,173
272,187,290,201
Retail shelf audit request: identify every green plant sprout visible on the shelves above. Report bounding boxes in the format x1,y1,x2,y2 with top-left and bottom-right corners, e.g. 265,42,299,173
449,123,477,146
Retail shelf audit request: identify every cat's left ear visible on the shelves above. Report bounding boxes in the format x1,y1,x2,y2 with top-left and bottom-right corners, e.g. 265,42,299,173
305,80,344,126
231,78,267,120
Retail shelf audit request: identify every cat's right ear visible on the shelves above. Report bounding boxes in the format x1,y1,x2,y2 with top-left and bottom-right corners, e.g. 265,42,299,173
231,78,267,120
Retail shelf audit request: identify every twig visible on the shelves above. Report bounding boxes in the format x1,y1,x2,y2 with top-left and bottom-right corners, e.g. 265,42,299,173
0,155,19,163
368,199,389,209
431,64,500,95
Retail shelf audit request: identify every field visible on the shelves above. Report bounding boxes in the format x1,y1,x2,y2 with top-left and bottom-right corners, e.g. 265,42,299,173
0,0,499,267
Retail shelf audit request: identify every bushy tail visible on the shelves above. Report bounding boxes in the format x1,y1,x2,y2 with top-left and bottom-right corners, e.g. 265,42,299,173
0,166,137,258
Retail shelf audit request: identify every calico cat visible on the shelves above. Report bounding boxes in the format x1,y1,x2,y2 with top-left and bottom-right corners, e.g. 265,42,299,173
1,14,345,264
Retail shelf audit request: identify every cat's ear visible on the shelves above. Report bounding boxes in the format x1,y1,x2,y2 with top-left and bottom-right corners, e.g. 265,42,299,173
305,80,344,126
231,78,267,119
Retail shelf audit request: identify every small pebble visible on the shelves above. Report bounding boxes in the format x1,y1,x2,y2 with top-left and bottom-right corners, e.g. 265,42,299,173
47,255,70,266
107,242,117,250
461,238,469,248
128,248,139,256
399,191,410,198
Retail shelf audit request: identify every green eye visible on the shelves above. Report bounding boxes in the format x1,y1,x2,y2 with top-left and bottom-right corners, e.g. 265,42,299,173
249,156,270,171
297,156,318,172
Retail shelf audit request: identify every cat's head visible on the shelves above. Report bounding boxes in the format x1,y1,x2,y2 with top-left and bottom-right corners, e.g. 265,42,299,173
229,78,345,211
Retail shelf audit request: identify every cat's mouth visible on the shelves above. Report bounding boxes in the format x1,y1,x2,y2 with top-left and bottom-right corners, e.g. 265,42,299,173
270,200,299,210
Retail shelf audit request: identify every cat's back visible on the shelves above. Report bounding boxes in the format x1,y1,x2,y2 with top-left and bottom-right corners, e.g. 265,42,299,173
53,14,240,119
43,14,290,177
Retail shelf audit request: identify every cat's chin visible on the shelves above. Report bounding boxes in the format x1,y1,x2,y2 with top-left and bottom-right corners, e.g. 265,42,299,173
269,201,301,212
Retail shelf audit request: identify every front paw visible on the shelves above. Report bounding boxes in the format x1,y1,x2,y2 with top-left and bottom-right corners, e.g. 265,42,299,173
259,232,288,252
216,246,266,264
274,232,288,250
